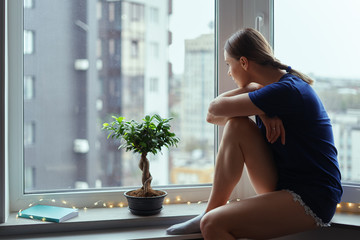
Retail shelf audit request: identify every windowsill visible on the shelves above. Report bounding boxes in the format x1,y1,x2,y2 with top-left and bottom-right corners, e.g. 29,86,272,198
0,203,206,239
0,203,359,240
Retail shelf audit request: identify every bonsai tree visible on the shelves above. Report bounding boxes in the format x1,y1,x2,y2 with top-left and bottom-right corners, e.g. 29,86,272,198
102,114,179,197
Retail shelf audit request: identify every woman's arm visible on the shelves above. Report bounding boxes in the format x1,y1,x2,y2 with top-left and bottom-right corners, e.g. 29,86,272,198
207,83,264,121
206,83,262,126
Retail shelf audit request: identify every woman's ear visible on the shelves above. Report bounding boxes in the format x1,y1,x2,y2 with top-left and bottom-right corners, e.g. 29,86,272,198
239,56,248,70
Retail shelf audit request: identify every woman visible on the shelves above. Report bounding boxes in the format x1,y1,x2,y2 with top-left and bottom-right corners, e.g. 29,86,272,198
167,28,342,239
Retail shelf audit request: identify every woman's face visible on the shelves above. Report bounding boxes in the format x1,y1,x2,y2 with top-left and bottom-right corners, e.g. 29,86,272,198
224,50,249,87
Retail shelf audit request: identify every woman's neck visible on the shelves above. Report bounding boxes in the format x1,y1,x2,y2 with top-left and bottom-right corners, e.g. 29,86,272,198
249,62,286,86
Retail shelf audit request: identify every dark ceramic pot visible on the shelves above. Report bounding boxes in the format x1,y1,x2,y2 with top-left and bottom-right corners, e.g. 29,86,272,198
124,190,167,216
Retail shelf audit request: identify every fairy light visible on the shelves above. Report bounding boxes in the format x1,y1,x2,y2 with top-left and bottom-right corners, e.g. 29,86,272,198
347,203,353,208
165,198,171,204
176,196,181,202
118,202,124,208
337,203,342,209
62,200,67,205
187,201,191,205
109,204,114,208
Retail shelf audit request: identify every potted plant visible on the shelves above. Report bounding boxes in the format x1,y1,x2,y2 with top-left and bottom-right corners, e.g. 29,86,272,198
102,114,179,216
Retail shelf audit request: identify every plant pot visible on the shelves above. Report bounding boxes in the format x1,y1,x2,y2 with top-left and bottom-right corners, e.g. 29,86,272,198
124,190,167,216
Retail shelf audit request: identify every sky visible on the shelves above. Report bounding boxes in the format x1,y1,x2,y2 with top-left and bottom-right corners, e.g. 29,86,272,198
274,0,360,79
168,0,360,80
169,0,214,75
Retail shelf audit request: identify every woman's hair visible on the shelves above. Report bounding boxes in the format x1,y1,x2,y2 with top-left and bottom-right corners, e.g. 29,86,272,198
224,28,314,85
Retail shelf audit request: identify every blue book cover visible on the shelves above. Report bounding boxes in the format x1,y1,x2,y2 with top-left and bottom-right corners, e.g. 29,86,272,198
19,204,79,223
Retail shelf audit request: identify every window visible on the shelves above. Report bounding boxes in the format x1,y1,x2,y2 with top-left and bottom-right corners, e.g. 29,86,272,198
150,42,159,58
6,0,358,216
131,40,138,58
108,2,114,22
24,122,35,146
23,0,33,8
130,3,142,21
274,0,360,201
149,7,159,23
24,75,35,100
23,30,34,54
6,0,215,211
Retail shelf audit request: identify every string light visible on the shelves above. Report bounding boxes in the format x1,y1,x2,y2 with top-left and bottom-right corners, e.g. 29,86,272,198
19,196,359,223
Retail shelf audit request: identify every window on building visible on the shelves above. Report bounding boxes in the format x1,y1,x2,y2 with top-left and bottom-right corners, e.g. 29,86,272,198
108,39,115,56
131,3,142,21
24,30,34,54
149,77,159,92
24,0,34,8
274,0,360,186
24,122,35,146
24,75,35,100
108,2,115,22
150,42,159,58
149,7,159,23
131,40,138,58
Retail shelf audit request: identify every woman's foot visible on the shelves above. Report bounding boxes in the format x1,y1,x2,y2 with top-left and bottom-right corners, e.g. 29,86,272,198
166,213,204,235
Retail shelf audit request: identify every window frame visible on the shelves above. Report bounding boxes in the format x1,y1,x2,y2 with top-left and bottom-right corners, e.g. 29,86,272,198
6,0,219,213
3,0,359,217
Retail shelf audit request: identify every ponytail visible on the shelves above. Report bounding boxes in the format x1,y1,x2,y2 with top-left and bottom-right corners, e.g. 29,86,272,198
270,59,314,85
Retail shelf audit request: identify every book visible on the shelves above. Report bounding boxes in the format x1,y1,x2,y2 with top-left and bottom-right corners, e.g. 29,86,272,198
18,204,79,223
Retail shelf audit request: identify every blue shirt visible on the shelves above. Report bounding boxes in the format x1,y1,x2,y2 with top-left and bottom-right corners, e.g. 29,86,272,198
248,74,343,204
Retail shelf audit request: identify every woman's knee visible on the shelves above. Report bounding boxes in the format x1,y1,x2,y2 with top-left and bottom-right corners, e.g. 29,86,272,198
200,211,236,239
224,117,250,134
200,212,216,238
223,117,260,139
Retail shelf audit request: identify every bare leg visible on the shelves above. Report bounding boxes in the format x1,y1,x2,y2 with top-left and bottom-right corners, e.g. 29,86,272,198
206,117,277,212
200,190,317,240
167,117,277,235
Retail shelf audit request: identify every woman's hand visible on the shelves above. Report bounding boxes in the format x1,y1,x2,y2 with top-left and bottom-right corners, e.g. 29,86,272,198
259,114,285,145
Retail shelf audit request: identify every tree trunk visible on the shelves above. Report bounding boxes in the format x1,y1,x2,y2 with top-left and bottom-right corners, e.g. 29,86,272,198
139,152,152,195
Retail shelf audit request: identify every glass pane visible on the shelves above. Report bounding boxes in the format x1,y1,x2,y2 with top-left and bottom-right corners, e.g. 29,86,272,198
274,0,360,184
23,0,215,192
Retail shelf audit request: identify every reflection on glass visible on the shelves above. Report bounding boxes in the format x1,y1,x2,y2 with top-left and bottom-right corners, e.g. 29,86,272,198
23,0,215,192
275,0,360,183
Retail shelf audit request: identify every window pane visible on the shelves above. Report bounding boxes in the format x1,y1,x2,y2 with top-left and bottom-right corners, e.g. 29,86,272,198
274,0,360,184
23,0,215,192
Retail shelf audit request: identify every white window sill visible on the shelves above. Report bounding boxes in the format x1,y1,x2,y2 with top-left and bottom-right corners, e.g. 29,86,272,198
0,203,359,240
